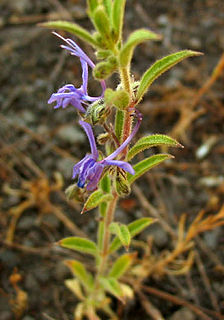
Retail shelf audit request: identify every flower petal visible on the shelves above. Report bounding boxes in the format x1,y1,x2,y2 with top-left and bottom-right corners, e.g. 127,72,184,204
72,154,91,179
86,163,104,191
102,160,135,175
79,120,98,159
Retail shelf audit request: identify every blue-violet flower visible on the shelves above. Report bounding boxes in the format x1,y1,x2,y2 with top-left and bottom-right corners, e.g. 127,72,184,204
48,32,106,113
73,116,142,191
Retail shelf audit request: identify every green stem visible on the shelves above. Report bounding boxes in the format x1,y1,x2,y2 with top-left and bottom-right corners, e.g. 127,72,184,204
98,191,118,275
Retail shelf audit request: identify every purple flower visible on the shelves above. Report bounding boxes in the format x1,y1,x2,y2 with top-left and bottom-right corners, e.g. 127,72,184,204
73,116,142,191
48,32,106,113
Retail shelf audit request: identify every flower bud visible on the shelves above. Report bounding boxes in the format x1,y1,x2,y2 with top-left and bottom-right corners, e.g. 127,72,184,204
84,100,110,125
65,184,86,202
93,60,117,80
115,170,131,197
97,132,110,145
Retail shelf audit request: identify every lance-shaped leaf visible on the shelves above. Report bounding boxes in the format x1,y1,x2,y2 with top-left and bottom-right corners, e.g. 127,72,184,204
65,278,85,301
128,134,182,160
87,0,98,16
74,302,85,320
119,29,161,68
103,0,113,17
100,277,124,302
110,222,131,250
112,0,126,41
109,253,135,279
59,237,98,256
65,260,94,290
39,21,98,48
81,190,113,214
128,154,173,184
109,217,155,253
93,6,111,39
136,50,203,104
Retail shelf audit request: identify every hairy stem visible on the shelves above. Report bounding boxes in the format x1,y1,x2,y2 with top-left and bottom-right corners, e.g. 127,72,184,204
98,191,118,275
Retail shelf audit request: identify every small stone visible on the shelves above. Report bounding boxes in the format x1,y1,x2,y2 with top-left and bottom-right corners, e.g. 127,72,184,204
203,227,222,249
147,224,168,248
169,307,196,320
22,316,35,320
0,311,12,320
42,214,60,229
54,262,69,281
24,273,39,291
189,37,201,49
19,110,35,124
17,216,35,230
57,158,75,179
33,266,50,283
57,125,85,144
157,14,169,26
0,250,20,268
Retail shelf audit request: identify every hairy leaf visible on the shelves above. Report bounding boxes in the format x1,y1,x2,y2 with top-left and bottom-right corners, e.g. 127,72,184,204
93,6,111,39
128,154,173,184
128,134,182,160
82,190,113,214
136,50,202,103
109,253,134,279
65,260,93,290
39,21,98,47
119,29,161,67
100,277,124,302
112,0,126,41
59,237,98,256
109,217,155,253
110,222,131,250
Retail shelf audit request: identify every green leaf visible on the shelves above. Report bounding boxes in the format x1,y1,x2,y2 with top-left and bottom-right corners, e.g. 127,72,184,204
100,174,111,193
110,222,131,250
59,237,98,256
109,217,155,253
109,253,134,279
93,6,111,39
87,0,98,15
65,279,85,301
105,88,130,110
136,50,203,103
128,154,173,184
115,109,124,142
103,0,113,17
81,190,113,214
128,134,182,160
119,29,161,68
39,21,98,48
100,277,124,302
65,260,94,290
112,0,126,42
93,60,117,79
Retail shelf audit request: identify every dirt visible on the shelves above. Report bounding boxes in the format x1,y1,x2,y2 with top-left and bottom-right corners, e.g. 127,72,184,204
0,0,224,319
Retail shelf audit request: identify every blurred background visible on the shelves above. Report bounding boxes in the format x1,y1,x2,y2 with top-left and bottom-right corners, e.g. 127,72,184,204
0,0,224,319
